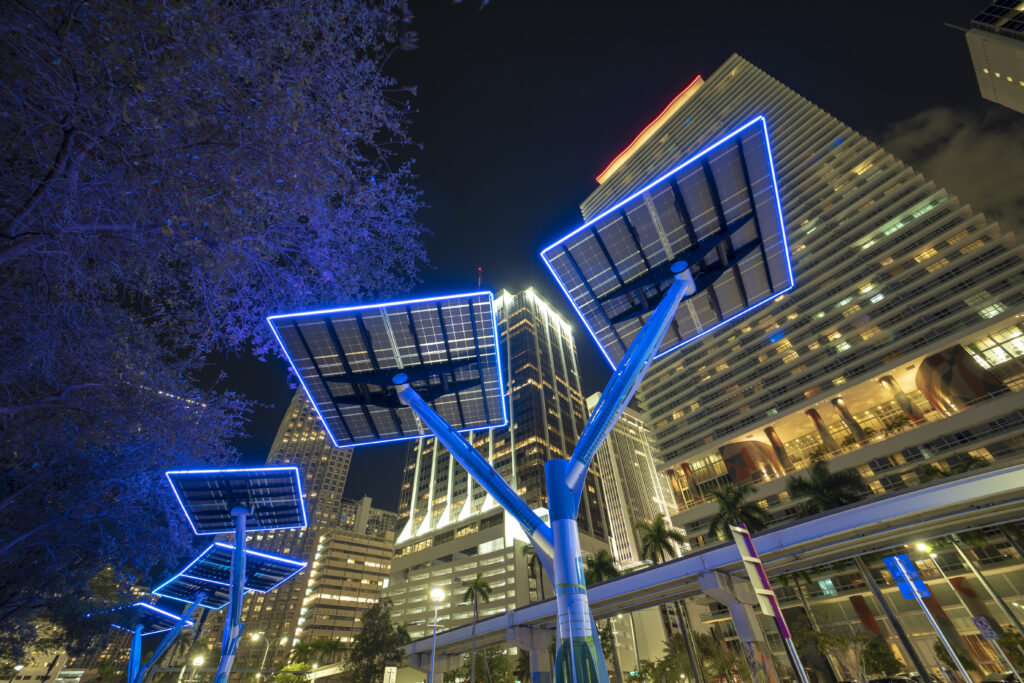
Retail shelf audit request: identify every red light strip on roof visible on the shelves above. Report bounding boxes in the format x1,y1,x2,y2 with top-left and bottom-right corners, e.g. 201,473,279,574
595,74,703,184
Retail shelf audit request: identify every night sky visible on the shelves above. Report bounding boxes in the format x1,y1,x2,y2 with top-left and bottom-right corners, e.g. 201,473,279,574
229,0,1003,511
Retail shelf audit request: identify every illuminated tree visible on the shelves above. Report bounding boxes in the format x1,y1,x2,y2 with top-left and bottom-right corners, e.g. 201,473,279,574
0,0,424,662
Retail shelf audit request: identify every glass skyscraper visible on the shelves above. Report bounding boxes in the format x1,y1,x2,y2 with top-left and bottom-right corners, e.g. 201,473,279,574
387,288,610,638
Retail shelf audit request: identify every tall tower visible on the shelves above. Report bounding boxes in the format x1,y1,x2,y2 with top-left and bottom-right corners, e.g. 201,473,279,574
387,288,610,638
585,394,679,568
202,391,353,669
966,1,1024,114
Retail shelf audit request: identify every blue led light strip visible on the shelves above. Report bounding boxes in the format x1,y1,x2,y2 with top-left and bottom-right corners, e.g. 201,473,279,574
541,115,794,368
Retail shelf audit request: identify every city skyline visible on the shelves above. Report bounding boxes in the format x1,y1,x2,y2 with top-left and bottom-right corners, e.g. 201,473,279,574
227,1,1023,513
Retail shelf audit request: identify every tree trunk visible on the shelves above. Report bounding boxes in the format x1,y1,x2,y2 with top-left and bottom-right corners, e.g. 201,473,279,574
470,597,478,683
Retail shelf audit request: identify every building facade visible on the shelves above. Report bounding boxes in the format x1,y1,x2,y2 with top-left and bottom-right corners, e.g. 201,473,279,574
387,288,610,638
582,53,1024,677
585,393,679,568
966,1,1024,115
300,497,397,646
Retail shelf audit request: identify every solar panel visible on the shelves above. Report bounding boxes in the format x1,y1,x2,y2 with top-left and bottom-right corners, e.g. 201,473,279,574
268,291,507,447
166,467,307,535
542,116,793,367
152,543,307,610
110,602,194,636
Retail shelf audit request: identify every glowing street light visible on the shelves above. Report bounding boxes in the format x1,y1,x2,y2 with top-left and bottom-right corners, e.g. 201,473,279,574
428,587,445,683
251,633,271,679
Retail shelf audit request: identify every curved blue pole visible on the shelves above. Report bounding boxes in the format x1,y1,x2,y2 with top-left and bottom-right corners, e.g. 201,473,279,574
394,380,555,557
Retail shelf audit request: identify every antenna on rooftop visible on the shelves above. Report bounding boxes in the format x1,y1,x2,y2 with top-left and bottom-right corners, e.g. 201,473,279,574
477,266,483,289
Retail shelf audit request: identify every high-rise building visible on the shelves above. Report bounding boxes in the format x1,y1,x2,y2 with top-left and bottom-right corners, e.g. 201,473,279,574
966,1,1024,114
387,288,610,638
300,497,397,646
582,53,1024,672
202,390,353,669
585,393,679,568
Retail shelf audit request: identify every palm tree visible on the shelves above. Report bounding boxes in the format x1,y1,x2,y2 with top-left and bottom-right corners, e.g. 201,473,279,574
522,543,546,601
787,460,868,516
463,573,492,683
289,638,345,666
634,514,703,683
706,482,770,539
584,550,623,683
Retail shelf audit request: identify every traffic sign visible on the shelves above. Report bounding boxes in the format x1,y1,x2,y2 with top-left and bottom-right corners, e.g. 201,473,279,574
973,615,999,640
883,554,931,599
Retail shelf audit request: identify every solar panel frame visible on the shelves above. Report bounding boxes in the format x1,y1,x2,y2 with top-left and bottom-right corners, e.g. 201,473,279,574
151,543,307,610
165,467,307,535
541,116,793,367
268,291,507,448
110,602,194,636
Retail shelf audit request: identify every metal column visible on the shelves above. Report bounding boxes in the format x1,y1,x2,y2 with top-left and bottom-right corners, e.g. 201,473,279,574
214,508,249,683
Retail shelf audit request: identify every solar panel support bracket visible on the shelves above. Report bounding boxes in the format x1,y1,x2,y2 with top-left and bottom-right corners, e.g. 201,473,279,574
565,265,695,509
132,593,205,683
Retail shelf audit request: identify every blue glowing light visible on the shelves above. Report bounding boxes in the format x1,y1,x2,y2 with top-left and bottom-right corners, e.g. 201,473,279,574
268,290,508,448
541,115,794,368
165,466,308,536
152,542,308,610
110,602,194,636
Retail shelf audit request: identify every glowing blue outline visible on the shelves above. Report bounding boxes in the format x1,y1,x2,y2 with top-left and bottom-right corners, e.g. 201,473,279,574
267,290,509,448
152,542,307,609
540,116,794,368
110,602,194,636
165,466,308,536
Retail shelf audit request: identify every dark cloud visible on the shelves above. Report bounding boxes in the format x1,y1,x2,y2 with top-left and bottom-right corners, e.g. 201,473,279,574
880,106,1024,241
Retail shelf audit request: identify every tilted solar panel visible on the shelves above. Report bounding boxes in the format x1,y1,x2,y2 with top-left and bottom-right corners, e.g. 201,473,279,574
542,116,793,367
110,602,194,636
268,292,507,447
166,467,307,535
152,543,307,610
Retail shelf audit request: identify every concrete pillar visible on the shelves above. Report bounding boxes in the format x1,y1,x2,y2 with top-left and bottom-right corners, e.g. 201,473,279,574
830,397,868,444
507,625,555,683
699,571,783,683
804,408,839,452
877,376,926,425
763,426,793,470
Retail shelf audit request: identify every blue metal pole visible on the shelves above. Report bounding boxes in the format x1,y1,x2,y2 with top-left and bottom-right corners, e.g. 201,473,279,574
394,379,554,557
565,265,694,509
547,459,602,683
128,625,143,683
134,595,206,683
214,508,248,683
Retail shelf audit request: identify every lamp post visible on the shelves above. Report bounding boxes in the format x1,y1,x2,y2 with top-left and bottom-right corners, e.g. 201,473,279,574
189,656,205,683
428,587,445,683
251,633,272,680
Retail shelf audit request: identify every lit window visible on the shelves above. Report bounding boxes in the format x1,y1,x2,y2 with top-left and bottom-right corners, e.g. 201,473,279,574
983,68,990,74
979,303,1007,319
835,341,851,352
880,256,895,266
826,331,842,342
861,326,882,341
1008,76,1014,82
996,72,1001,78
859,283,876,294
870,293,884,304
833,376,847,385
925,258,950,273
947,230,970,245
914,248,937,262
861,240,875,250
959,240,985,255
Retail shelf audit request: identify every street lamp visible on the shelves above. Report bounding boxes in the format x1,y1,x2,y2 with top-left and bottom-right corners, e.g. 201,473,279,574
189,656,204,683
428,587,445,683
251,633,272,679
